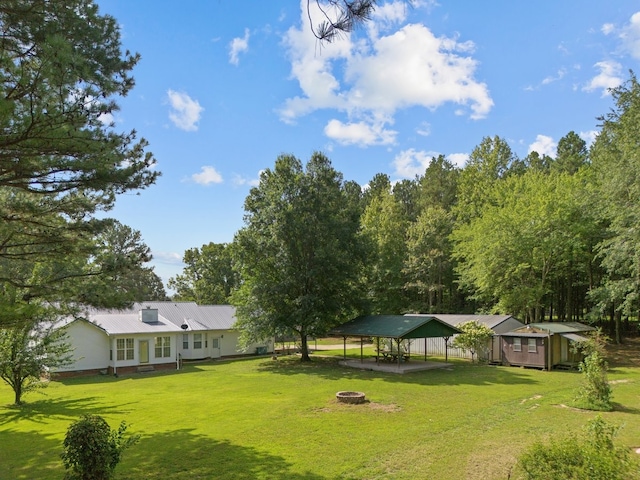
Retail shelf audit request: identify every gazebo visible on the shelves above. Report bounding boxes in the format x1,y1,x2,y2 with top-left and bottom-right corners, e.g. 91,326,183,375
328,315,461,366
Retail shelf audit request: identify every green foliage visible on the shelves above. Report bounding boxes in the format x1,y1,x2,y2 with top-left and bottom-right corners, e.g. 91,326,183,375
232,153,366,361
574,331,612,411
452,320,494,362
0,0,158,319
0,312,73,405
169,242,238,304
61,415,139,480
516,416,635,480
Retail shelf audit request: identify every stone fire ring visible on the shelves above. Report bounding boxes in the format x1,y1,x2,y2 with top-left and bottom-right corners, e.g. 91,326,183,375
336,391,366,404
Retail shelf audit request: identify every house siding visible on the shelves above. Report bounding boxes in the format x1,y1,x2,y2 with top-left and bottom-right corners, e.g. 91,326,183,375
502,336,547,368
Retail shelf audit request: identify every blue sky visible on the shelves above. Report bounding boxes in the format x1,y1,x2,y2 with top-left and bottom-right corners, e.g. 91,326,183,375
96,1,640,289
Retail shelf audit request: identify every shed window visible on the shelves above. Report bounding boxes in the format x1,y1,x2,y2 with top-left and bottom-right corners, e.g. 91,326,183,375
528,338,537,353
155,336,171,358
194,333,202,349
116,338,134,361
513,337,521,352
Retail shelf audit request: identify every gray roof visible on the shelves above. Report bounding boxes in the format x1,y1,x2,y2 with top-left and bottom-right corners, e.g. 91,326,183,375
91,313,183,335
77,302,238,335
514,322,596,335
406,314,521,330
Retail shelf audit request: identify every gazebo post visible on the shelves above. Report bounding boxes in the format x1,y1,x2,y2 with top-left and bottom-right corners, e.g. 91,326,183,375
424,337,427,361
343,336,347,360
360,337,364,363
444,336,450,362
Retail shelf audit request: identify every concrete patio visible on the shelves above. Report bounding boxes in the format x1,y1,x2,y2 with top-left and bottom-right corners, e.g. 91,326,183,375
338,357,454,374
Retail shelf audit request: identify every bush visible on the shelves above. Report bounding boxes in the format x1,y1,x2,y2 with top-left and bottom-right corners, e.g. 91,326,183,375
516,416,636,480
61,414,140,480
574,330,612,411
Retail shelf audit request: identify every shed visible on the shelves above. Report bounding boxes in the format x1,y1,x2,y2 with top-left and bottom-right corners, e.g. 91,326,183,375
328,315,460,365
501,322,595,370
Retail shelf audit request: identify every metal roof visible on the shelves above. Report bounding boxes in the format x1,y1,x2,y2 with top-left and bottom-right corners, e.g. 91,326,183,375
406,314,521,330
328,315,460,339
91,313,183,335
560,333,590,343
521,322,595,334
77,302,238,334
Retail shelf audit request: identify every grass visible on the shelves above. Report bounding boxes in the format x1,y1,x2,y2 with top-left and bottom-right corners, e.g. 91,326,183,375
1,348,639,479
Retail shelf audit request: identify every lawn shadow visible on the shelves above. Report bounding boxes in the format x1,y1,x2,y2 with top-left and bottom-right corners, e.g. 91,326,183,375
0,430,65,479
256,355,540,387
123,428,327,480
0,396,136,424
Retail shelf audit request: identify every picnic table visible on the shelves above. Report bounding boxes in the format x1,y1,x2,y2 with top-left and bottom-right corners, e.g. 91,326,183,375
377,350,410,363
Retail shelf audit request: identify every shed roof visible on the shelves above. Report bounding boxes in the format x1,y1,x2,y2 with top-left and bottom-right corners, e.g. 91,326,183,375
406,314,522,331
516,322,595,335
328,315,460,339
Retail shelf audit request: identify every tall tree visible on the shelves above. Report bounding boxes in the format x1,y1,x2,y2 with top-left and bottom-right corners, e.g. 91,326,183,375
169,242,238,304
553,131,589,175
361,188,409,313
232,153,365,361
0,0,158,320
589,73,640,342
455,136,516,223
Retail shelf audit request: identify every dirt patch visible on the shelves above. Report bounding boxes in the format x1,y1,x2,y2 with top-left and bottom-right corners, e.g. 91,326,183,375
606,336,640,368
520,394,542,404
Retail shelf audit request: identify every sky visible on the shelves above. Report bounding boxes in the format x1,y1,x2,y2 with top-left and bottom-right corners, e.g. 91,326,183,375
95,0,640,290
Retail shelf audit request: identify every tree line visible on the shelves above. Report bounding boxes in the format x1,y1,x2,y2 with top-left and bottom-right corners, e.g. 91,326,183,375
171,73,640,352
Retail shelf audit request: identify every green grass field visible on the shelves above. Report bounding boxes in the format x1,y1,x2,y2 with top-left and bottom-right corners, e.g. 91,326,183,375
1,348,639,479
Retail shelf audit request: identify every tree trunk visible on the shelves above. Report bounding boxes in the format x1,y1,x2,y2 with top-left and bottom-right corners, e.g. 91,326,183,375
299,334,311,362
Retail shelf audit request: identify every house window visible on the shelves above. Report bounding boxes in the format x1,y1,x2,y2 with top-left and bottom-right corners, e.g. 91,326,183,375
212,338,220,349
182,334,189,350
194,333,202,349
117,338,134,361
528,338,537,353
513,337,521,352
205,333,208,348
155,337,171,358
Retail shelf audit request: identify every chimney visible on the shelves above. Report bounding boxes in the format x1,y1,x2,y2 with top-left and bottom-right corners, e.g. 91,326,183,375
140,307,159,324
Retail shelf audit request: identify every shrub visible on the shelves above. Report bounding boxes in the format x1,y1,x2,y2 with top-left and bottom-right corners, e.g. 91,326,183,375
574,330,612,411
61,414,140,480
516,416,635,480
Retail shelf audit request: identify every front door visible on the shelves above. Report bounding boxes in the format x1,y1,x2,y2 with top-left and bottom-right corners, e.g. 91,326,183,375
139,340,149,363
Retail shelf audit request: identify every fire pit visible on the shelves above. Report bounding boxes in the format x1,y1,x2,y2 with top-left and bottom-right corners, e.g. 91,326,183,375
336,391,366,404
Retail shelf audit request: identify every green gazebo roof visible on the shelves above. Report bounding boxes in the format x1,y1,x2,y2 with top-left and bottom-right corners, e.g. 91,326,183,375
329,315,460,339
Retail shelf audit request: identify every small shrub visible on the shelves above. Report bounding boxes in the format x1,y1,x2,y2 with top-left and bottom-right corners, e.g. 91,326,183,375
516,416,635,480
574,330,612,411
61,414,140,480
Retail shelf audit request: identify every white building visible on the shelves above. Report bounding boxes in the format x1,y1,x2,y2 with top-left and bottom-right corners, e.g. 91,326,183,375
53,302,273,377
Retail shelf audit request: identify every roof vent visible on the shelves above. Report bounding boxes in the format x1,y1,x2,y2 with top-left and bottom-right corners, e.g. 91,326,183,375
181,322,189,330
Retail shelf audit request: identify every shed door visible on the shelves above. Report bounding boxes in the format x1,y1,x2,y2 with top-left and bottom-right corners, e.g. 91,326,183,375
139,340,149,363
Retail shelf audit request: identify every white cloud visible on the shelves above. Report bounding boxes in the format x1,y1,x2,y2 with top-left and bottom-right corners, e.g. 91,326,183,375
279,0,493,147
528,134,557,158
324,118,397,146
620,11,640,59
579,130,599,147
191,166,223,185
232,173,261,187
583,61,623,96
152,251,184,265
167,90,203,131
541,68,567,85
447,153,469,168
601,23,615,35
229,28,250,65
416,121,431,137
392,149,440,178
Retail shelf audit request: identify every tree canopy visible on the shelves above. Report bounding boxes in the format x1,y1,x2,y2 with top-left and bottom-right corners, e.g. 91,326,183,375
232,153,365,361
0,0,159,323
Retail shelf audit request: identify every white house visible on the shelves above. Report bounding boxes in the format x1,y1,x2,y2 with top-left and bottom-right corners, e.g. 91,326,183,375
53,302,273,377
405,314,525,362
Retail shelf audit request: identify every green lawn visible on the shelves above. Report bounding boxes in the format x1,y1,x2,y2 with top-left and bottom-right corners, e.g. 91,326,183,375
1,353,639,479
